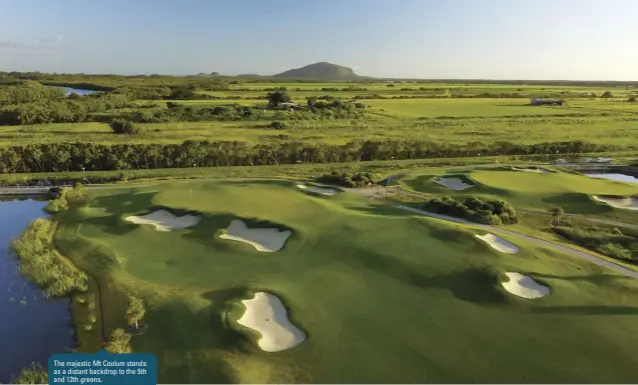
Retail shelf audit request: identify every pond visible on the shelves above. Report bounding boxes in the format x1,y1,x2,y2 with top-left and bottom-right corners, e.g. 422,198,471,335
585,173,638,184
45,86,100,96
61,87,100,96
0,198,74,383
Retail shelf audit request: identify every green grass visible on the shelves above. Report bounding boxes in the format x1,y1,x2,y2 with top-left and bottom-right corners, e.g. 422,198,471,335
401,167,638,223
54,180,638,383
3,97,638,147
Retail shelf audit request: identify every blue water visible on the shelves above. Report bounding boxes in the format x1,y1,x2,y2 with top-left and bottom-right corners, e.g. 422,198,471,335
62,87,100,96
585,173,638,184
0,199,74,383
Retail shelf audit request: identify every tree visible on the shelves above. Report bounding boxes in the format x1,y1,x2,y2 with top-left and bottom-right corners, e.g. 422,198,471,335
12,362,48,384
386,83,395,88
126,295,145,330
73,181,84,197
601,91,613,98
110,119,141,135
628,95,637,103
105,328,132,353
550,206,564,225
269,121,287,130
266,90,291,108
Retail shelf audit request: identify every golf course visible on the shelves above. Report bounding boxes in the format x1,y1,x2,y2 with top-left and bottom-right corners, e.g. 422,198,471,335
400,167,638,221
48,178,638,383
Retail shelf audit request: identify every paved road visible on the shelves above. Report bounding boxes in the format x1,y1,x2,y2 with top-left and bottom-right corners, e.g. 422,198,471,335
396,204,638,279
344,187,638,279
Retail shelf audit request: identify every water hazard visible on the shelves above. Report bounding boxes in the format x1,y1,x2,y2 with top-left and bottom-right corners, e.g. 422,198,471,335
585,173,638,184
0,198,74,383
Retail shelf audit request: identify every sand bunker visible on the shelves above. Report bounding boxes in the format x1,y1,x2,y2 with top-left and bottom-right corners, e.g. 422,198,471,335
237,292,306,352
511,166,547,173
296,183,338,196
125,209,200,231
501,273,550,299
475,233,520,254
592,196,638,211
434,177,473,191
220,219,292,252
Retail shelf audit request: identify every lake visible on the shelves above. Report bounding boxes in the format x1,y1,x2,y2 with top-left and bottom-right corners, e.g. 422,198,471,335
0,198,74,383
585,173,638,184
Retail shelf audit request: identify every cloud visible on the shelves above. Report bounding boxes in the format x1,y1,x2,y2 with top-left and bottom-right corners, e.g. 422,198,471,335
0,35,64,49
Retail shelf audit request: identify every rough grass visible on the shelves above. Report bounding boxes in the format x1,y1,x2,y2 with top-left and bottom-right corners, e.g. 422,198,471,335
2,98,638,147
54,180,638,383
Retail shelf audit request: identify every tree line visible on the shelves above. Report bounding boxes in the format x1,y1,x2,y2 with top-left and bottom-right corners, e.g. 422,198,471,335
0,93,131,125
0,80,66,106
0,139,625,174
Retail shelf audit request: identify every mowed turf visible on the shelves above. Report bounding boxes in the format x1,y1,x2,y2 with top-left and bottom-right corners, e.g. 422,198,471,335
401,168,638,221
55,180,638,383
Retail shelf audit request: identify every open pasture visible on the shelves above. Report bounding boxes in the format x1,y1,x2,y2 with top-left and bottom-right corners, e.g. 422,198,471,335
3,97,638,148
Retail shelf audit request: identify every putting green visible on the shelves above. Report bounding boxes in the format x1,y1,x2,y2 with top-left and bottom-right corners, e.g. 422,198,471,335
55,180,638,383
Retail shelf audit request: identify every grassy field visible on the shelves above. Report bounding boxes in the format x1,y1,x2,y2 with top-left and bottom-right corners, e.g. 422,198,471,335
3,97,638,147
399,167,638,223
53,180,638,383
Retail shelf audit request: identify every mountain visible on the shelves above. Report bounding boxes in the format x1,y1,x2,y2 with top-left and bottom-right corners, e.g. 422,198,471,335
273,62,360,80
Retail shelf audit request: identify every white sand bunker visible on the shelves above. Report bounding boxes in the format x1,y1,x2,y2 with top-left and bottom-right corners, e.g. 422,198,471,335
434,177,473,191
475,233,520,254
237,292,306,352
125,209,200,231
220,219,292,252
296,183,338,196
511,166,547,173
592,196,638,211
501,273,550,299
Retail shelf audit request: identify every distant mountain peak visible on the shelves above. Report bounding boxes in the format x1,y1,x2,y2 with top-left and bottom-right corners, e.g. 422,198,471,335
274,62,359,80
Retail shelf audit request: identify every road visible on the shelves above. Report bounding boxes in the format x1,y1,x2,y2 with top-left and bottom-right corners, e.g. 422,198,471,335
3,178,638,278
344,188,638,279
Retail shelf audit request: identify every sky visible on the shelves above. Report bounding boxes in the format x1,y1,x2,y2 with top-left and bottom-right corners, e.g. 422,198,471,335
1,0,637,80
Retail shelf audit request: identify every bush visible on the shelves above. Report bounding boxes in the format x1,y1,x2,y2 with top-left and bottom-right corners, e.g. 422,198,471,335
270,121,287,130
553,224,638,263
45,189,69,213
423,196,518,225
316,171,377,188
11,218,88,297
110,119,141,135
12,362,48,384
628,96,637,103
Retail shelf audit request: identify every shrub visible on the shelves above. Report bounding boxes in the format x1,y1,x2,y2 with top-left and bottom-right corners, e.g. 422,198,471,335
553,224,638,263
110,119,141,135
316,171,376,187
270,121,287,130
45,189,69,213
423,196,517,225
12,362,48,384
11,218,88,297
628,96,637,103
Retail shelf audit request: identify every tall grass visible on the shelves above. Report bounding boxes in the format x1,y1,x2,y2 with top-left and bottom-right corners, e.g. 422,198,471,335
11,218,88,297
